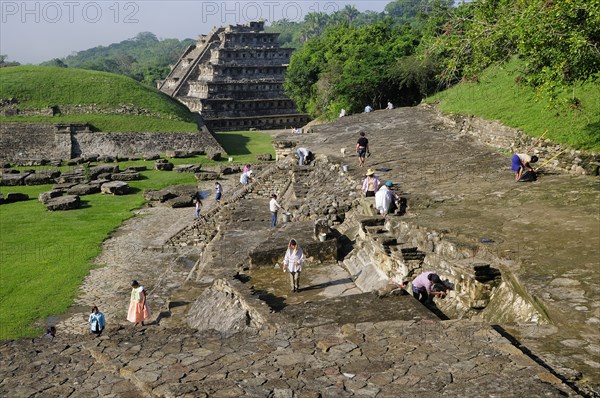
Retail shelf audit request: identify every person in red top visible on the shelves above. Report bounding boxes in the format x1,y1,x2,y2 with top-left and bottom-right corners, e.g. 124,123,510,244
356,131,370,168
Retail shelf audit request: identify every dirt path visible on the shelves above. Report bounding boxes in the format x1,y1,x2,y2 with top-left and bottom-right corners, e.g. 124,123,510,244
56,177,240,335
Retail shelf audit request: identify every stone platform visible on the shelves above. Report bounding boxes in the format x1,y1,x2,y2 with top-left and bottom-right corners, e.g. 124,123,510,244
1,106,597,397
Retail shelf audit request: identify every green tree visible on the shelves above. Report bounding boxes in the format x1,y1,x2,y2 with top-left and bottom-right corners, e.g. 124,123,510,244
0,55,20,68
422,0,600,101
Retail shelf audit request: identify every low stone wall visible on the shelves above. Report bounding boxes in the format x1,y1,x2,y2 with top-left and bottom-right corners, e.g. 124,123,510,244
0,122,71,160
187,278,273,335
340,208,545,325
73,131,223,158
0,122,224,162
428,105,600,176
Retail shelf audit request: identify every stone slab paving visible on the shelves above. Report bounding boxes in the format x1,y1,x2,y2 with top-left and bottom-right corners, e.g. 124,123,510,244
5,109,594,397
296,106,600,392
0,317,576,397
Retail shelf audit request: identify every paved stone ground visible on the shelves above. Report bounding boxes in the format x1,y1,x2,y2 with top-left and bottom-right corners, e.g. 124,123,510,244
294,106,600,393
1,106,597,397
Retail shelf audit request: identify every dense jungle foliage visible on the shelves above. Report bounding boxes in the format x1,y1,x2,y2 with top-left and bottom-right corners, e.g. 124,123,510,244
278,0,599,120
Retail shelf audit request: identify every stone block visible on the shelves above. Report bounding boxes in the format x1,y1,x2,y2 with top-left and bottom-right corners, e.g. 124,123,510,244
220,165,241,175
144,189,178,202
166,196,193,208
101,181,130,195
143,154,161,161
165,150,191,158
175,164,202,173
97,155,116,163
24,173,56,185
38,190,63,204
0,173,26,186
67,183,101,196
5,192,29,203
195,171,219,181
46,195,81,211
89,164,119,179
155,161,174,171
126,165,147,172
256,153,272,161
112,171,141,181
206,151,221,161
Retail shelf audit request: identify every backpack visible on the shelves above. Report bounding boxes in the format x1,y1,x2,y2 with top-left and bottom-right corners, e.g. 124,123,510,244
518,171,537,182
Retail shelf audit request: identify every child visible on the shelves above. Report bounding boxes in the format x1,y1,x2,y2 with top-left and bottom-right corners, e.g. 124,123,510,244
194,196,202,220
214,181,222,205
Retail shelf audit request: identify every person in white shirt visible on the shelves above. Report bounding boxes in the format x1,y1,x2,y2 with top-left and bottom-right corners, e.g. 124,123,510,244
339,108,347,117
282,239,304,292
240,169,253,185
386,101,394,110
269,194,283,228
297,147,310,166
375,181,399,217
364,105,373,113
511,153,538,181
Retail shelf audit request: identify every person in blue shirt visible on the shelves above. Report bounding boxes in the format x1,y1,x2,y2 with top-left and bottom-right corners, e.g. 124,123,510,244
88,305,106,335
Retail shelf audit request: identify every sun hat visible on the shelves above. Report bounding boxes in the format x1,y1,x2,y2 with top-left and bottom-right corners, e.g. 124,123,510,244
385,181,393,187
365,168,375,176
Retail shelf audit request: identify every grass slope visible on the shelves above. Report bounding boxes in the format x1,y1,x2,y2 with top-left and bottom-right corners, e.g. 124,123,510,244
426,60,600,151
0,131,275,340
0,66,198,132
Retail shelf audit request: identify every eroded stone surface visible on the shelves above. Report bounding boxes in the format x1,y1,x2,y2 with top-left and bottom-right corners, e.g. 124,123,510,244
5,106,597,397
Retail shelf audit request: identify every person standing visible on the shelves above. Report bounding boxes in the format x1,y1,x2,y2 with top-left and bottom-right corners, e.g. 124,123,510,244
88,305,106,335
214,181,222,205
269,194,283,228
362,168,381,197
356,131,370,168
282,239,304,293
194,196,203,220
127,280,151,327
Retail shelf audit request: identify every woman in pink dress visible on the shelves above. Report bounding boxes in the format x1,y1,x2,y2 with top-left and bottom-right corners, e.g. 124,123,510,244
127,280,151,326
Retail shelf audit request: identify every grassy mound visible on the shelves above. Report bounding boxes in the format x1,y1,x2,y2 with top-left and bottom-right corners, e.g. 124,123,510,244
426,60,600,151
0,66,198,132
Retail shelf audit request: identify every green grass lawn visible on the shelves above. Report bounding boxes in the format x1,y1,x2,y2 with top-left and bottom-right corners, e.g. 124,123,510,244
425,59,600,151
0,131,275,340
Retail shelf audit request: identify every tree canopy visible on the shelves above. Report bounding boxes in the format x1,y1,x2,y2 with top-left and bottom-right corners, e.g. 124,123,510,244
280,0,600,119
40,32,194,86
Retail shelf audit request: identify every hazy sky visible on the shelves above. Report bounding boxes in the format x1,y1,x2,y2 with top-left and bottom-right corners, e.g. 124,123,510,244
1,1,390,64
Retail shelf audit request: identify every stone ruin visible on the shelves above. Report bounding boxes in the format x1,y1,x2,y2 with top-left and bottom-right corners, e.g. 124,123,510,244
158,21,309,131
1,107,598,397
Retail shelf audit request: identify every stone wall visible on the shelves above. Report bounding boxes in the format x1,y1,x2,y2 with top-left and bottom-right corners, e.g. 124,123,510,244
428,105,600,176
0,122,72,160
341,209,545,325
0,122,224,161
73,131,223,158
